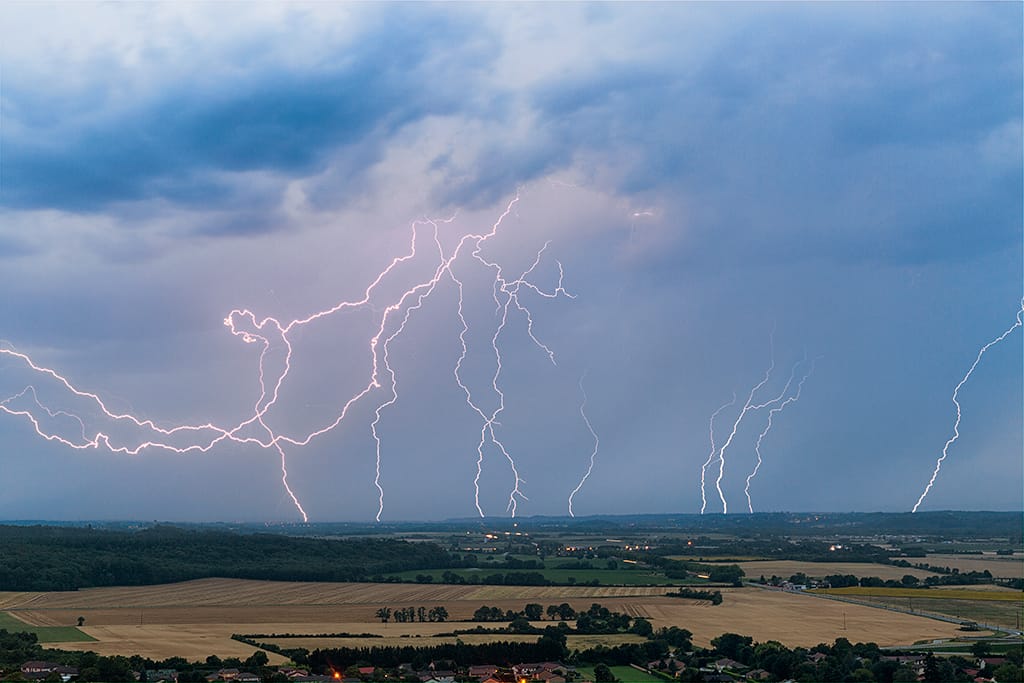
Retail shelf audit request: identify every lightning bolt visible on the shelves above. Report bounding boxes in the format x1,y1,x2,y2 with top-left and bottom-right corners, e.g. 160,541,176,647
699,393,737,515
911,300,1024,513
568,371,600,517
712,336,778,514
744,355,817,513
1,191,576,522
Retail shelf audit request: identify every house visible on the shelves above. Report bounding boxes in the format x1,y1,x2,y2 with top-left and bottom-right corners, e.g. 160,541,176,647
714,658,748,672
356,667,375,676
469,665,499,679
703,675,733,683
648,658,687,676
513,662,570,680
235,673,260,683
146,669,180,683
482,674,519,683
979,657,1007,670
746,669,771,681
21,662,79,682
807,653,828,664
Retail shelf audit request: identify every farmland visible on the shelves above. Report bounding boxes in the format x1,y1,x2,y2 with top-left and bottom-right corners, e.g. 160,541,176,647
810,585,1024,629
733,560,939,581
812,587,1023,601
920,554,1024,579
0,611,95,643
0,578,981,659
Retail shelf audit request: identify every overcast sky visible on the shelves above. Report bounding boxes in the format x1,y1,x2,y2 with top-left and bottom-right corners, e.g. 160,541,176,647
1,2,1020,522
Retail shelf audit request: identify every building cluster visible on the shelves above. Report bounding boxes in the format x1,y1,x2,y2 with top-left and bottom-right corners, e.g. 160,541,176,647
14,653,1016,683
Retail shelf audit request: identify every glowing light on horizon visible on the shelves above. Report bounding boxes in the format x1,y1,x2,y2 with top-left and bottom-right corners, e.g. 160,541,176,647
0,192,580,522
911,300,1024,513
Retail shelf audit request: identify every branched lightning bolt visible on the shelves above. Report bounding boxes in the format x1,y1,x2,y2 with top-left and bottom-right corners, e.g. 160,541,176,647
911,300,1024,513
0,192,576,522
699,393,737,515
568,371,599,517
744,355,817,513
712,336,778,514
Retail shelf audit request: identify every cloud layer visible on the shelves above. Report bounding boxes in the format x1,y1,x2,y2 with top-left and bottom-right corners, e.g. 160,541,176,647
0,3,1020,521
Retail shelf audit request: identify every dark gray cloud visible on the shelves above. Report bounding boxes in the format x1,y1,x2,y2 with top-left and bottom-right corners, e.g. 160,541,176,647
1,6,495,216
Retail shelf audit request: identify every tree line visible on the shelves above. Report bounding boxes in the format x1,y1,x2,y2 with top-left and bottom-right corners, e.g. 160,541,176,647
0,525,451,591
372,606,448,623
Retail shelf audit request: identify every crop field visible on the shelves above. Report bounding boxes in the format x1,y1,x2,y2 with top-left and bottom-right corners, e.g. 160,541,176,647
829,596,1022,629
734,561,938,581
637,587,968,648
0,579,668,612
0,579,978,658
57,625,290,663
921,554,1024,579
810,586,1024,628
665,556,768,562
0,611,95,643
812,587,1023,600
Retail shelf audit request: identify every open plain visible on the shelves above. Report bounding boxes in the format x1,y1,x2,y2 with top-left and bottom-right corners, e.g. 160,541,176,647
0,578,983,659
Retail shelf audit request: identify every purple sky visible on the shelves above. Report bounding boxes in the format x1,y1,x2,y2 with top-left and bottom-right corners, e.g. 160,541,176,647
0,3,1020,521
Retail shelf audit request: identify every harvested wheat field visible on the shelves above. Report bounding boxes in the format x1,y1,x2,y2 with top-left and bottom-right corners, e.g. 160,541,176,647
735,561,937,581
0,579,974,658
57,625,289,663
921,554,1024,579
633,587,970,648
0,578,667,611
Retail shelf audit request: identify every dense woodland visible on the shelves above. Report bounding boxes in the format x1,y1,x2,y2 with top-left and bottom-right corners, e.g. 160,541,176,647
3,514,1020,591
0,525,450,591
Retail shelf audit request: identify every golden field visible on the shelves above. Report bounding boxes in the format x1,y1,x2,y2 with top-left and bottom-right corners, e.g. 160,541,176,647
919,554,1024,579
0,579,978,659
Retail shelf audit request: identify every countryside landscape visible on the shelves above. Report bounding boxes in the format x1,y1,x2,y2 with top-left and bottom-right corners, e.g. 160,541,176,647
2,2,1022,682
1,513,1022,682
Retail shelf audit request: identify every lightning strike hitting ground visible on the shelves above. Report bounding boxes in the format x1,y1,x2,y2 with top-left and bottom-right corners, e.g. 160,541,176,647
911,301,1024,513
568,371,600,517
712,338,778,514
699,393,737,515
0,193,577,522
744,356,817,513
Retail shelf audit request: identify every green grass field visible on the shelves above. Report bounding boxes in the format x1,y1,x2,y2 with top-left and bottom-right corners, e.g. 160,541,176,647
0,611,96,643
576,665,667,682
